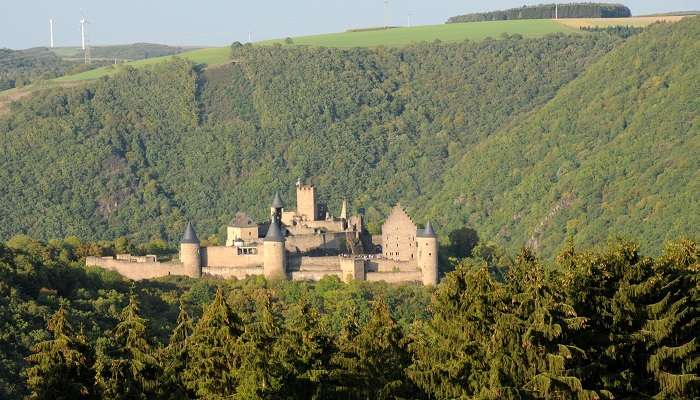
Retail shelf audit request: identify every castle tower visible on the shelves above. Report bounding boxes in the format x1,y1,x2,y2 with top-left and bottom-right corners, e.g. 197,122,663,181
416,221,438,286
340,200,347,220
270,191,284,224
263,219,286,280
180,221,202,278
296,181,317,221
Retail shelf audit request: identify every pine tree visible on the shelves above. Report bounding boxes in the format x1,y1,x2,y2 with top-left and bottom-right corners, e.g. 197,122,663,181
94,293,162,399
409,252,598,399
183,287,243,398
276,295,332,399
330,297,418,399
408,262,506,398
158,300,194,399
643,239,699,397
234,289,284,398
507,249,598,399
25,305,94,399
560,239,700,398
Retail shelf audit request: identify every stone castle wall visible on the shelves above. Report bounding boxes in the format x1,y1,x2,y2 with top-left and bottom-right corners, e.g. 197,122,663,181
286,233,347,253
367,258,419,273
201,246,263,268
203,265,264,279
366,270,422,283
85,256,186,281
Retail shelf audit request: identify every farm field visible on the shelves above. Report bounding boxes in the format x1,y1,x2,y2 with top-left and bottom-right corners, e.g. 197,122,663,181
556,15,687,28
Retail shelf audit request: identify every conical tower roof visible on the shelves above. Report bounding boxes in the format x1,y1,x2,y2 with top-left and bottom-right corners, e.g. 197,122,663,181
181,221,200,244
264,220,285,242
417,221,436,238
271,192,284,209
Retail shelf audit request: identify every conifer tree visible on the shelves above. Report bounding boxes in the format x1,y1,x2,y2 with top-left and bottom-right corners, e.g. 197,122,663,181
25,305,94,399
159,300,194,399
183,287,243,398
409,253,598,399
642,239,699,397
331,297,417,399
559,239,700,398
507,249,598,399
234,289,284,398
94,293,162,399
276,295,332,398
408,262,506,398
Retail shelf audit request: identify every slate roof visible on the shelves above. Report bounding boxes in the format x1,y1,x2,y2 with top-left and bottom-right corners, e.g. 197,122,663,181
264,221,285,242
417,221,437,238
229,212,257,228
181,221,200,244
271,192,284,209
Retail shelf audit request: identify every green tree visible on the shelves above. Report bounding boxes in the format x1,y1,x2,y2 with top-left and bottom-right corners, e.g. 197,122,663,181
158,300,194,399
276,296,332,398
234,290,284,397
183,287,243,398
330,297,417,399
25,305,94,399
94,293,162,399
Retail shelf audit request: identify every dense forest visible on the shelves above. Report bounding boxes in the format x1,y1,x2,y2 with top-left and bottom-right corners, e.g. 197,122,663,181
447,3,631,23
0,235,697,398
0,18,697,259
56,43,191,61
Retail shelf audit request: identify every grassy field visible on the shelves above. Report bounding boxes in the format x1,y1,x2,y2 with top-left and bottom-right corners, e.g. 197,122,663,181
54,47,230,82
260,19,578,47
24,16,694,84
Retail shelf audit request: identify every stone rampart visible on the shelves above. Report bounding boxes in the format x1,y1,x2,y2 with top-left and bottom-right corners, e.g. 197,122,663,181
286,233,346,253
86,256,186,281
291,270,342,281
201,246,263,268
288,255,346,270
366,270,422,284
366,258,419,272
203,266,264,279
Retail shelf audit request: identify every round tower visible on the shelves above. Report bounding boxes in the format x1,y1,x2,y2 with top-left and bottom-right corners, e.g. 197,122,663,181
180,221,202,278
263,219,286,280
417,221,438,286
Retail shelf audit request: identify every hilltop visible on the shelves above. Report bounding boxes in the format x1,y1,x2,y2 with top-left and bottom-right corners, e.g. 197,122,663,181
1,15,685,87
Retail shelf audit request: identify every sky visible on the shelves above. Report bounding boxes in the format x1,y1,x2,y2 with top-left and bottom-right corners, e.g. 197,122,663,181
1,0,697,49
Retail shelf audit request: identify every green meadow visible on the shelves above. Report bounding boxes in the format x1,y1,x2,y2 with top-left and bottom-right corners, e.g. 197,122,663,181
261,19,578,47
54,47,230,81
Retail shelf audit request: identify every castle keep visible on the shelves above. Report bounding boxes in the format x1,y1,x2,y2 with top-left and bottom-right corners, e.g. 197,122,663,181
86,181,439,285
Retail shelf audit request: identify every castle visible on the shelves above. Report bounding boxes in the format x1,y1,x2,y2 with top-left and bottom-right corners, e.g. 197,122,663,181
86,181,439,285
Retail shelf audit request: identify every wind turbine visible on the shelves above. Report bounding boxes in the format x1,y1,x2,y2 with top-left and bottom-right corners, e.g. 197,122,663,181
49,18,54,48
80,13,91,64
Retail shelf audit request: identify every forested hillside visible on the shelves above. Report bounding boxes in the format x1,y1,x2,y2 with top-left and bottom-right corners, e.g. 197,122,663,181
447,3,631,23
428,17,699,256
0,32,620,249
